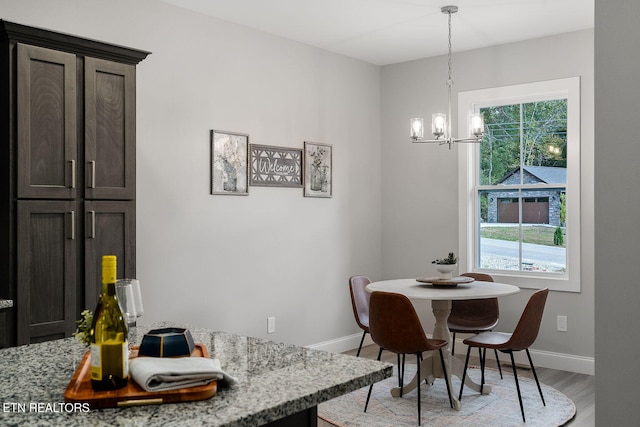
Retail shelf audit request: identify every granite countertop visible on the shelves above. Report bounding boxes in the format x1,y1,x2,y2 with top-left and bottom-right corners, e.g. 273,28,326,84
0,299,12,309
0,322,392,426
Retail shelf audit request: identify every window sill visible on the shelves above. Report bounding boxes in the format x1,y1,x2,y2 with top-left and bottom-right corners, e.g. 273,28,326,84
472,269,580,293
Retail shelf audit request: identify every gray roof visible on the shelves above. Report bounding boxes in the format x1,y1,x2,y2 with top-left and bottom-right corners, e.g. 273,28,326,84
523,166,566,184
497,166,567,184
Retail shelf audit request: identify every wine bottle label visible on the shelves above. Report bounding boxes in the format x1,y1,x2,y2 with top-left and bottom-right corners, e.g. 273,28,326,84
89,341,129,381
123,340,129,376
90,344,102,381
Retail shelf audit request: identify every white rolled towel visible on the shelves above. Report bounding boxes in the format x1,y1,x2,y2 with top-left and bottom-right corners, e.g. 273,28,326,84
129,357,239,392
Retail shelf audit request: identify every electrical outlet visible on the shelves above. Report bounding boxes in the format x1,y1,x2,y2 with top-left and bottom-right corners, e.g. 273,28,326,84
557,315,567,332
267,317,276,334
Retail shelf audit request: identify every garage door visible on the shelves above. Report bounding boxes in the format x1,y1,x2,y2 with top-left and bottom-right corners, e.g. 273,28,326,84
498,198,549,224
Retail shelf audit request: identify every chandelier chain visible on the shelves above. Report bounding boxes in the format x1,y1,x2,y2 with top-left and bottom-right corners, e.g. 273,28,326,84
447,10,453,87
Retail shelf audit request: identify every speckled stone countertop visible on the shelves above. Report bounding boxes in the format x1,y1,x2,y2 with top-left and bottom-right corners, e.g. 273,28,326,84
0,322,392,426
0,299,12,309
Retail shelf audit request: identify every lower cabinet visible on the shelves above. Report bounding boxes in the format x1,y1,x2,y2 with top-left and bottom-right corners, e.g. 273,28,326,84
84,201,136,311
16,200,135,345
17,201,78,344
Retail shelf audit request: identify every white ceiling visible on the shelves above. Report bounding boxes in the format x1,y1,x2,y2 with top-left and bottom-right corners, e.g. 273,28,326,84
159,0,594,66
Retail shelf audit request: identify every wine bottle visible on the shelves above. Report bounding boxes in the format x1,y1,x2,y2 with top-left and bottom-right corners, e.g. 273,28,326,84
90,255,129,390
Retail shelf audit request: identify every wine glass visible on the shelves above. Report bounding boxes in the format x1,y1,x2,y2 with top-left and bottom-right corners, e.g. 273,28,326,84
129,279,144,323
116,279,144,346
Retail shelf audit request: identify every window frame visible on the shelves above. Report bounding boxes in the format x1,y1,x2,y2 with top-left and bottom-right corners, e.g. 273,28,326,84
458,77,581,292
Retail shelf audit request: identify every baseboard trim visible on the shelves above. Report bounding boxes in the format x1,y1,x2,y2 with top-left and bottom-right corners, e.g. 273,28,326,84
307,333,594,376
306,332,374,354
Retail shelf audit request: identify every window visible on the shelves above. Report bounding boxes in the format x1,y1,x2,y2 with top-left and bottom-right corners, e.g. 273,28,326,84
458,77,581,292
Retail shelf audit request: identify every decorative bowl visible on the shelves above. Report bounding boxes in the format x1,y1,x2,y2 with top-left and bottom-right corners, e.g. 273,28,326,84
138,327,195,358
435,263,456,279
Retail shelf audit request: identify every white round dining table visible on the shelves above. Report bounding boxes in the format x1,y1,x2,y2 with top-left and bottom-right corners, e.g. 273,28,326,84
366,278,520,410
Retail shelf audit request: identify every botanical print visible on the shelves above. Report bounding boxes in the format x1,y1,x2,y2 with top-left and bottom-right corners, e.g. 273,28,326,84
211,130,248,195
304,142,332,197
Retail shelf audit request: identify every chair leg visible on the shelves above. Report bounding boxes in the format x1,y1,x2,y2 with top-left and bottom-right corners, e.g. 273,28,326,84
494,349,503,378
509,351,526,423
397,353,404,396
451,332,456,354
526,348,546,406
459,345,472,400
364,347,384,412
416,353,421,426
402,353,406,385
356,331,367,357
479,347,486,395
438,348,454,409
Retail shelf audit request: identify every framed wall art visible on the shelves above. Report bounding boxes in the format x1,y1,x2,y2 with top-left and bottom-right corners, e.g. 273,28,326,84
249,144,303,187
303,141,332,198
210,130,249,195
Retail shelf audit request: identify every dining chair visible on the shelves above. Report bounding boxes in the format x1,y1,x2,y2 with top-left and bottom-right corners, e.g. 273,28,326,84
365,291,453,426
448,272,503,378
459,288,549,423
349,275,371,357
350,276,407,388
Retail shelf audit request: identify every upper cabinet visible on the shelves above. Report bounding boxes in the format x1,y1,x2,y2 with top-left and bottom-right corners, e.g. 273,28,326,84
16,44,77,199
85,57,136,200
16,44,137,200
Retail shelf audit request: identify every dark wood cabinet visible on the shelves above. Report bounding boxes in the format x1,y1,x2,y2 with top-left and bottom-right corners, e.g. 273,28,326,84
16,44,77,199
16,200,78,344
0,21,149,346
84,201,136,310
85,58,136,200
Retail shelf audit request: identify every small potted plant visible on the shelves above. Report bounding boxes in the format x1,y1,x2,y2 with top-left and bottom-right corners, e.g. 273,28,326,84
432,252,458,279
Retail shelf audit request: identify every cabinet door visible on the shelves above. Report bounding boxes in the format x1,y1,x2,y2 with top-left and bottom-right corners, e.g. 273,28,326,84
85,58,135,200
17,201,78,344
17,44,78,199
84,201,135,310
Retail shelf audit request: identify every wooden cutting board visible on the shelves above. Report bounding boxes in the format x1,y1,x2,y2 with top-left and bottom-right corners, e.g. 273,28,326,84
64,343,217,408
416,276,475,287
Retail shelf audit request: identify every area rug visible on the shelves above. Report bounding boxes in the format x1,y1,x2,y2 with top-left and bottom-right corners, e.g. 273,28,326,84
319,365,576,427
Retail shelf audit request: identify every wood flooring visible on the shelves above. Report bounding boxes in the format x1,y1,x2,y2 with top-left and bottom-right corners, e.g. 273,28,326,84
318,344,594,426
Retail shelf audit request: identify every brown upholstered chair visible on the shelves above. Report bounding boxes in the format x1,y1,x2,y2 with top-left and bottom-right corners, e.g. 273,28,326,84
365,291,453,425
459,288,549,423
448,272,502,378
349,275,371,357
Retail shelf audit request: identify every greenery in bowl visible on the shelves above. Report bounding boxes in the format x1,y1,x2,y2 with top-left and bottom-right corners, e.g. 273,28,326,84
432,252,458,265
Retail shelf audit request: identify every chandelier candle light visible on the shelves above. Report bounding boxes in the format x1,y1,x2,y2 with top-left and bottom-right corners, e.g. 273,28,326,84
410,5,484,148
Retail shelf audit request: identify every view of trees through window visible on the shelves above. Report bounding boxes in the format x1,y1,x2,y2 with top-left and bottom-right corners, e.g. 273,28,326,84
477,99,567,273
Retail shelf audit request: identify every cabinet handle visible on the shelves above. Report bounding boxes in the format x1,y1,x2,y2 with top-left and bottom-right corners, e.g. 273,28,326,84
89,161,96,188
89,210,96,239
70,159,76,189
69,210,75,240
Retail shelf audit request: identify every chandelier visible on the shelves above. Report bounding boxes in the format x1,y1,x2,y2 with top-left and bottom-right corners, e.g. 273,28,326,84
410,5,484,149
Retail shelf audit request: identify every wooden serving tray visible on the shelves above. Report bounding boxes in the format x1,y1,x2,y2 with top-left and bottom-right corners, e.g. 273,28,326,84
64,343,217,409
416,276,475,287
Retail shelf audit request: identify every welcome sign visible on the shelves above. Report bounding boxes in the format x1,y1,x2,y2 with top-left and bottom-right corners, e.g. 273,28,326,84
249,144,303,187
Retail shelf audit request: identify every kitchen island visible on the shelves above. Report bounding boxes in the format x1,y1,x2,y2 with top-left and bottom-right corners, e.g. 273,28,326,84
0,323,392,426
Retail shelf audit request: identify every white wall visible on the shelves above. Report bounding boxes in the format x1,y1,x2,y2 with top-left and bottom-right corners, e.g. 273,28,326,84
2,1,597,371
1,0,382,346
381,30,595,370
595,0,640,423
